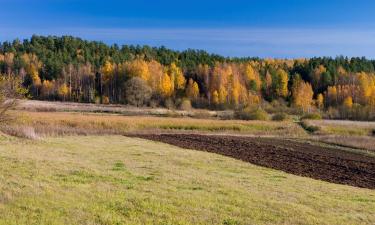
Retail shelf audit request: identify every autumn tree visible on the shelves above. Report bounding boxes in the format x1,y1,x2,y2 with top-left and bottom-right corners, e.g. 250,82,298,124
316,93,324,109
311,65,326,92
325,86,338,106
22,54,42,97
186,78,199,100
168,63,186,91
125,59,150,82
58,83,69,101
212,90,219,105
274,68,289,98
343,96,353,108
292,77,314,112
41,80,55,99
160,73,173,98
244,63,261,92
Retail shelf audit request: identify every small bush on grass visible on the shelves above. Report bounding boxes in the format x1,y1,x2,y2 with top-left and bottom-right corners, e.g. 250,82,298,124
272,112,289,121
164,98,175,109
179,99,192,111
301,113,322,120
299,121,320,133
235,108,269,121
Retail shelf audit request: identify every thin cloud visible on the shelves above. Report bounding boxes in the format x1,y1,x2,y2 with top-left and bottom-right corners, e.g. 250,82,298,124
1,27,375,58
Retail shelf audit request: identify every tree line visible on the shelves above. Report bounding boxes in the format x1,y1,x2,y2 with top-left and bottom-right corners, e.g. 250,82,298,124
1,35,375,119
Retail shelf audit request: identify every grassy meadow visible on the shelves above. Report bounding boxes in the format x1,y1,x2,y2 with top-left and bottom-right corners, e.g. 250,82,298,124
0,135,374,225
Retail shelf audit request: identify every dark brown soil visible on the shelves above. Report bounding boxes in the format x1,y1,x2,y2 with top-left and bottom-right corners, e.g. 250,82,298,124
131,134,375,189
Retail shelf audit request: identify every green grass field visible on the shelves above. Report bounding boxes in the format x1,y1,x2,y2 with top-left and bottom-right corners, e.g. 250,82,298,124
0,135,374,225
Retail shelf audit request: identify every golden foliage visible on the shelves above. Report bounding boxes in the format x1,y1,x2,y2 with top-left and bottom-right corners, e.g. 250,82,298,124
212,90,219,105
41,80,55,97
316,93,324,109
276,69,289,98
160,73,173,97
125,59,150,82
58,83,69,100
343,96,353,108
186,79,199,99
101,61,114,82
292,79,314,112
169,63,186,90
218,86,228,104
244,63,261,91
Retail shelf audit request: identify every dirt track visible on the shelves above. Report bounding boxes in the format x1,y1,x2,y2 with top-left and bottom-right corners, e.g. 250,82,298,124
132,134,375,189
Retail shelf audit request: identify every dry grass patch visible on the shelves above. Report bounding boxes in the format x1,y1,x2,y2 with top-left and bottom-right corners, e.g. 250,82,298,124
4,111,307,138
306,120,375,136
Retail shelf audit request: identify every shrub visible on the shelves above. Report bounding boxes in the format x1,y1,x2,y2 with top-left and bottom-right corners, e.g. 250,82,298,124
299,121,320,133
272,112,289,121
235,108,269,121
192,110,212,119
217,111,235,120
179,99,192,111
301,113,322,120
102,96,110,104
94,96,101,104
164,98,175,109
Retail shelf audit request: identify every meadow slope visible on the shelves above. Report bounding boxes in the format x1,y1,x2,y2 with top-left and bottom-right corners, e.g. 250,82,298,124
0,135,374,225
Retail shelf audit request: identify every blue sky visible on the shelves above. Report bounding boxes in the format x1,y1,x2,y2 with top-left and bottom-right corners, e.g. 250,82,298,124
1,0,375,58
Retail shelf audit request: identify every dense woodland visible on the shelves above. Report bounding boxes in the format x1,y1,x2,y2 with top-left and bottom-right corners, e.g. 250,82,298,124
2,35,375,119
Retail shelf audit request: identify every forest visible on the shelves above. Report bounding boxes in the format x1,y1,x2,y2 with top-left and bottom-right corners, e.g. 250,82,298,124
2,35,375,120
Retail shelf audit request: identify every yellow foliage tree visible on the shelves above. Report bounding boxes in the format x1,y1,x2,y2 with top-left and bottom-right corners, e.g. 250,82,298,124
248,92,260,106
326,86,338,106
41,80,54,97
186,79,199,99
265,71,272,89
160,73,173,97
343,96,353,108
276,69,289,98
312,65,326,91
316,93,324,109
358,72,371,103
126,59,150,82
58,83,69,101
292,80,314,112
244,63,261,91
212,90,219,105
231,79,241,105
30,64,41,87
169,63,186,90
147,60,163,91
101,60,114,82
218,85,228,104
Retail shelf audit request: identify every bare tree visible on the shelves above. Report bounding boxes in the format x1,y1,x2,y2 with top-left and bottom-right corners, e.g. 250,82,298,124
125,77,152,107
0,76,26,123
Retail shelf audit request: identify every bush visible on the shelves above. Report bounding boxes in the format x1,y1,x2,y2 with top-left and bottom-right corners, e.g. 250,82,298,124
301,113,322,120
235,108,269,121
164,98,175,109
179,99,192,111
192,110,212,119
102,96,110,104
299,121,320,133
272,112,289,121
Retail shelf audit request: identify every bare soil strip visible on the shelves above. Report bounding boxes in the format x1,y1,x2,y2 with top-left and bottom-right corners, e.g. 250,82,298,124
132,134,375,189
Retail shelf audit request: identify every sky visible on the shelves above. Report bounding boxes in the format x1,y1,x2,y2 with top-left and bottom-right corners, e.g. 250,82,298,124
0,0,375,58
